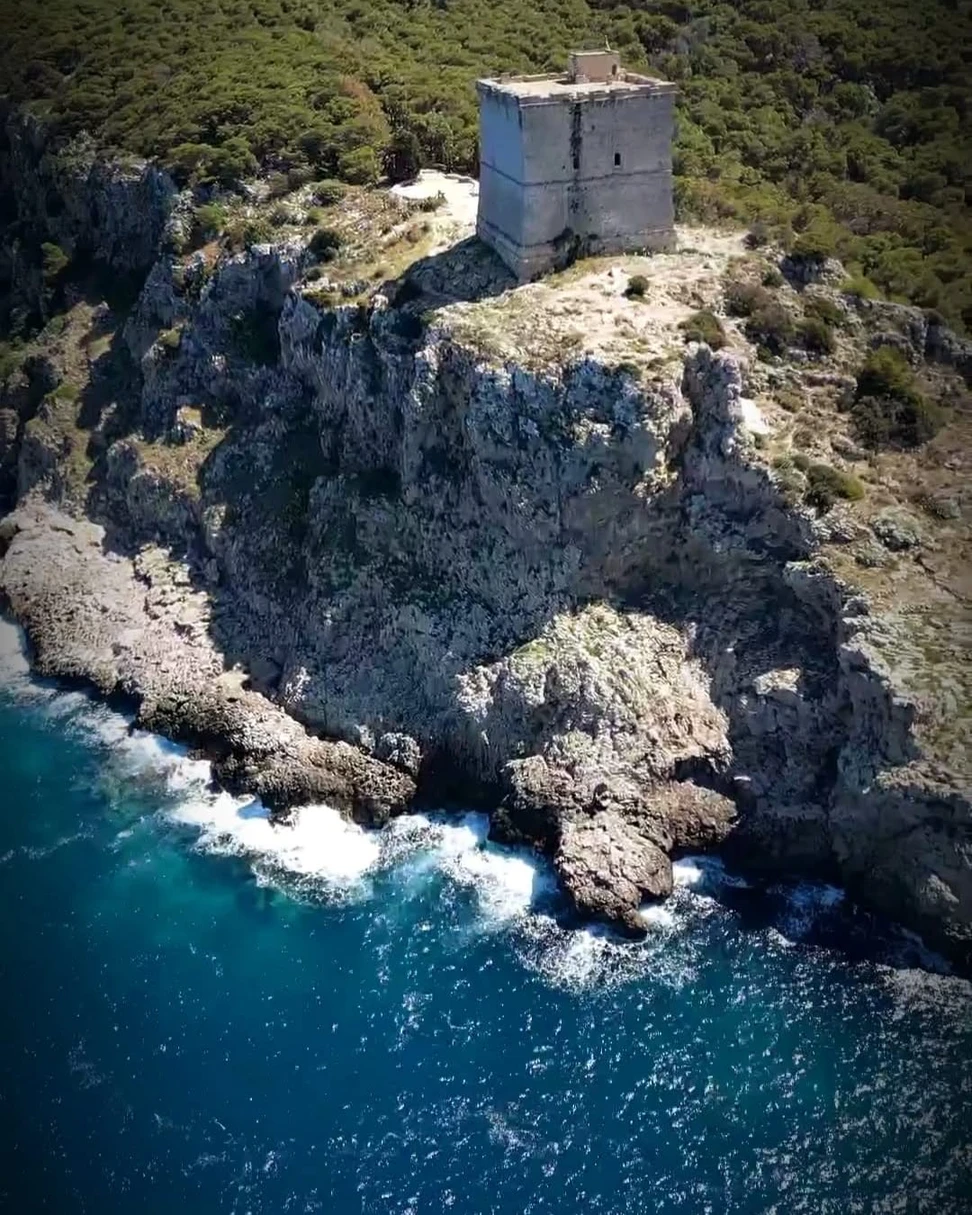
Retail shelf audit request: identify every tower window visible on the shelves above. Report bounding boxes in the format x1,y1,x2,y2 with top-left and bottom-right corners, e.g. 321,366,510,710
573,154,580,171
614,152,621,167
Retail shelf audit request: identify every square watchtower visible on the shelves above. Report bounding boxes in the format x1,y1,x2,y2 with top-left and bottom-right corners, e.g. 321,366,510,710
476,52,677,280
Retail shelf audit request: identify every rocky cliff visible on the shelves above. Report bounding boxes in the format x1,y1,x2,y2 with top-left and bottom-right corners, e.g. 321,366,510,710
1,154,969,970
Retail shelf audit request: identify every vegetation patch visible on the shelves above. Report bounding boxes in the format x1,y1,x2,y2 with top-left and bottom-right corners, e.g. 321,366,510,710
804,462,865,511
679,310,726,350
725,281,772,318
624,274,649,299
798,316,836,356
745,303,796,356
850,347,943,448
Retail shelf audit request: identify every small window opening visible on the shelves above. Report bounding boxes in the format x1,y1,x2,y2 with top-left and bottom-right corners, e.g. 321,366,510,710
572,154,580,171
614,152,622,167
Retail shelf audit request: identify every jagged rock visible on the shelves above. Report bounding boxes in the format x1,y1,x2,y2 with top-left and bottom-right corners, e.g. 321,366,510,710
555,810,673,935
854,540,893,568
872,508,924,551
2,169,971,971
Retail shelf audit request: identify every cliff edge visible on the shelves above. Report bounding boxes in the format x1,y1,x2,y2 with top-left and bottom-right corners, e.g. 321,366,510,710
1,155,969,970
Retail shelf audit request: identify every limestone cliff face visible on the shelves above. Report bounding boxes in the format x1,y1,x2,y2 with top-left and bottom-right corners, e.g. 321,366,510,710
0,178,969,968
0,107,177,327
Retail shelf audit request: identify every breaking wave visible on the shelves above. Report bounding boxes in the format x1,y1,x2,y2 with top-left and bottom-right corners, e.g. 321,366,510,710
0,615,955,987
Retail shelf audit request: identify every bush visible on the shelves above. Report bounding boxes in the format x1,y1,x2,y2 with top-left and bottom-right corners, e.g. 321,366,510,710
287,165,314,191
725,281,771,317
193,203,227,239
851,348,942,448
417,191,446,213
625,274,649,299
744,220,770,249
224,216,272,250
310,180,347,207
799,316,836,355
41,242,69,282
745,303,795,354
791,226,837,265
804,462,865,511
157,326,182,352
265,171,291,200
309,226,343,260
761,266,784,288
338,146,380,185
842,276,881,301
804,296,844,327
269,203,294,227
680,309,727,349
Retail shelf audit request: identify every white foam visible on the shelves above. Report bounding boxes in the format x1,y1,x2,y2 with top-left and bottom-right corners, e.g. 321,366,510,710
0,617,30,682
639,902,677,930
171,793,381,886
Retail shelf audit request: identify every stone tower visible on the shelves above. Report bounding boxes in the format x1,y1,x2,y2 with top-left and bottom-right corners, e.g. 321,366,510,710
476,52,676,280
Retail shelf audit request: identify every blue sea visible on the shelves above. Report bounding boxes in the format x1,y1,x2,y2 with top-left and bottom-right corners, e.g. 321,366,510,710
1,620,970,1214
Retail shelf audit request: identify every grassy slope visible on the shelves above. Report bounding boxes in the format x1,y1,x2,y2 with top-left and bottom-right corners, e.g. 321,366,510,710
1,0,971,329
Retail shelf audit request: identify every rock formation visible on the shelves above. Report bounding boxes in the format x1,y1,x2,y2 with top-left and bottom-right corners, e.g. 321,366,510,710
0,144,969,970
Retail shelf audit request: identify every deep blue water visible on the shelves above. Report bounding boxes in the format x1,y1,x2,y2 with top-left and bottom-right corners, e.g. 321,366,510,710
1,622,971,1214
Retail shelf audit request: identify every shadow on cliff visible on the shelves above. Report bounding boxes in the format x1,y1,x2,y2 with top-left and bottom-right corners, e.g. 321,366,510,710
383,236,515,310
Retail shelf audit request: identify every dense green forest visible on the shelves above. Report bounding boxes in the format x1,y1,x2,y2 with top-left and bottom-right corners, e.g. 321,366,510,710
2,0,971,329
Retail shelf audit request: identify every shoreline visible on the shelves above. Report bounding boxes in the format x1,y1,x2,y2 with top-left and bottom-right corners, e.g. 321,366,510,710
1,605,959,983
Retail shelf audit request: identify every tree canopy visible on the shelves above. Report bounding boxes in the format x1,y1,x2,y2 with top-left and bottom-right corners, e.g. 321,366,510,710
2,0,970,329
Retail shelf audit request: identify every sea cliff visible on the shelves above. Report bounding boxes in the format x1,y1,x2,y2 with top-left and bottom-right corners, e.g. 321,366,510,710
1,135,970,969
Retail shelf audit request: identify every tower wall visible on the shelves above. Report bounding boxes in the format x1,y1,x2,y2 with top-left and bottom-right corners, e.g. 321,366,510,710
476,74,676,280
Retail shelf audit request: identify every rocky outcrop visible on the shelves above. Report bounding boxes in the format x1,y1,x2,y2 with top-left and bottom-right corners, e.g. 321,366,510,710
1,193,970,969
0,508,415,824
0,106,178,327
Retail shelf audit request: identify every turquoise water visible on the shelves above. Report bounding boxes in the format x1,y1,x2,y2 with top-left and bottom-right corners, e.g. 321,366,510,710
1,622,971,1213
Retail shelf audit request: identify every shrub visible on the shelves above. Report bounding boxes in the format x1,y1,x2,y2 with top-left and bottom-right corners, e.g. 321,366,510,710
761,266,784,288
680,309,727,349
157,326,182,352
193,203,227,239
804,296,844,327
310,180,347,207
745,303,795,354
791,226,837,264
269,203,294,227
791,451,812,471
775,387,804,413
309,226,344,260
725,281,771,317
385,129,423,183
287,165,314,191
842,276,881,301
265,171,291,199
41,242,69,282
224,217,272,250
625,274,649,298
856,347,915,400
338,146,380,185
417,191,446,213
850,348,943,448
799,316,836,355
804,462,865,511
744,220,770,249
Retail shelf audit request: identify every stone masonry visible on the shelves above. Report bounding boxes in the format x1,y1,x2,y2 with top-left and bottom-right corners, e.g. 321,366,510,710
476,51,676,280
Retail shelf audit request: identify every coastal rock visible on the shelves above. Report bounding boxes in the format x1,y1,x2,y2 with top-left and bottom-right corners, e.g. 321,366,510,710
0,505,416,822
555,810,673,934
